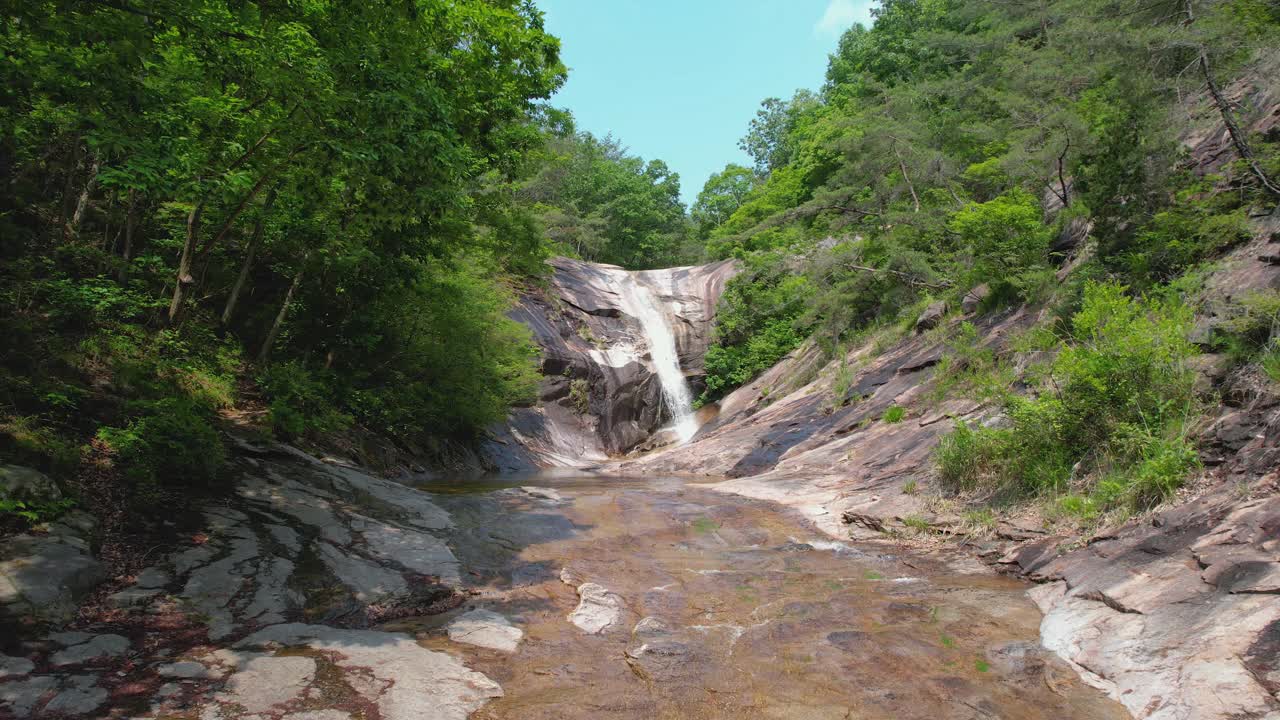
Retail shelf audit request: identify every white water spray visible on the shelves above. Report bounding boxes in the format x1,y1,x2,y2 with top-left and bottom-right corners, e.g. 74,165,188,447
618,272,699,443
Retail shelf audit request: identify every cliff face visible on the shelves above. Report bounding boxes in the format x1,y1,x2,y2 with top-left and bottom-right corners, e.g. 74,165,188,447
481,257,736,472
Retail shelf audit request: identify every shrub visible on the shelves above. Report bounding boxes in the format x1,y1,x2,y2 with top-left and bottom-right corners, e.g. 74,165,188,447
258,361,353,440
569,379,590,414
934,282,1198,513
97,398,227,507
1213,290,1280,373
883,405,905,423
1117,179,1251,285
0,496,75,525
701,251,814,400
948,189,1051,299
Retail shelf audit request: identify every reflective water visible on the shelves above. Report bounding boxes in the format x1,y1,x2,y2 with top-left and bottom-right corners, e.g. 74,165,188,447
392,474,1126,719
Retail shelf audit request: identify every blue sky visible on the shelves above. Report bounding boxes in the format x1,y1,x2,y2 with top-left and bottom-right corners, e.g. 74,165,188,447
537,0,878,206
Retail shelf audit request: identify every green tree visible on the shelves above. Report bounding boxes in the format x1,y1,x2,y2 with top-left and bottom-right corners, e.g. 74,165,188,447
692,164,756,239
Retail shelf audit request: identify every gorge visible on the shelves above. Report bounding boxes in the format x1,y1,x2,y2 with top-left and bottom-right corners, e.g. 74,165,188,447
2,1,1279,719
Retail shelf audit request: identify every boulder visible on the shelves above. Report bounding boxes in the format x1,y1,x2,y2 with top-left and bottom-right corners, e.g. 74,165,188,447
0,464,62,504
0,530,105,624
1051,216,1091,254
914,301,948,332
961,284,990,314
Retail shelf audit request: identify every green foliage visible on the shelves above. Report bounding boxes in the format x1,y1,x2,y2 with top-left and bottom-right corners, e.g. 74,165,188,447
0,496,74,525
0,0,566,499
524,132,692,269
701,252,815,400
693,164,756,239
1212,290,1280,373
258,362,353,441
948,189,1051,299
935,283,1199,512
569,379,590,415
1118,179,1251,285
97,398,227,508
883,405,906,423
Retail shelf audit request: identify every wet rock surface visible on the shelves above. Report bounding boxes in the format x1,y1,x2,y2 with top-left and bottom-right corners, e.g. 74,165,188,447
482,257,736,467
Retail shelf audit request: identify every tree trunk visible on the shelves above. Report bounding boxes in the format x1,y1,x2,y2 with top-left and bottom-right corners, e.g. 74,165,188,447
257,253,308,363
195,169,280,287
894,143,921,213
167,200,205,325
222,185,279,325
67,156,101,239
117,189,138,283
57,140,83,230
1199,51,1280,197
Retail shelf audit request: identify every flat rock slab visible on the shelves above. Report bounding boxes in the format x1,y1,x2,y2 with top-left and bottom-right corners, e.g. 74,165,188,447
213,654,316,714
50,634,129,666
447,609,524,652
234,623,501,720
568,582,625,634
0,654,34,677
159,660,222,679
42,674,106,715
0,675,57,716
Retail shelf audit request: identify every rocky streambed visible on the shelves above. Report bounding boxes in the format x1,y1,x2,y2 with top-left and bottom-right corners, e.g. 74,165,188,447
0,446,1129,719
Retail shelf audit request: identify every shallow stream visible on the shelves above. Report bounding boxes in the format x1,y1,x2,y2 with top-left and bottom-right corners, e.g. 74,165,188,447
389,473,1127,719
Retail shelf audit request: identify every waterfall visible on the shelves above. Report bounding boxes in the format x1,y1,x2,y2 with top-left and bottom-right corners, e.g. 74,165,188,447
619,272,699,443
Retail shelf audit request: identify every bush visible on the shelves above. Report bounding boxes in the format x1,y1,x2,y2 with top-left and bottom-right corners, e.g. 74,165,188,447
97,398,227,507
701,251,814,400
883,405,905,423
1116,179,1251,285
934,282,1198,513
258,361,353,441
948,189,1051,299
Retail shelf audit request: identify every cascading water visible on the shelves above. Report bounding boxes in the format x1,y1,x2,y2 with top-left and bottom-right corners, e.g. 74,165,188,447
618,272,700,443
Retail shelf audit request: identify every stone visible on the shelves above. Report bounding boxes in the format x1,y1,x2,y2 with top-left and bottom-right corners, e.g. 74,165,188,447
961,283,990,314
914,301,948,332
0,464,62,503
284,712,353,720
159,660,221,679
43,674,107,715
267,524,301,553
446,609,524,652
349,515,460,583
568,582,624,634
0,532,106,622
50,634,130,666
236,623,502,720
0,675,56,716
1213,411,1261,451
107,586,162,608
0,653,34,677
134,566,170,589
213,655,316,714
157,682,181,697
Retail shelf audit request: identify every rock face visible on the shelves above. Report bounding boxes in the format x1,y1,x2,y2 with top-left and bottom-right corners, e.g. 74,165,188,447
0,509,104,624
482,256,735,468
0,442,511,719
